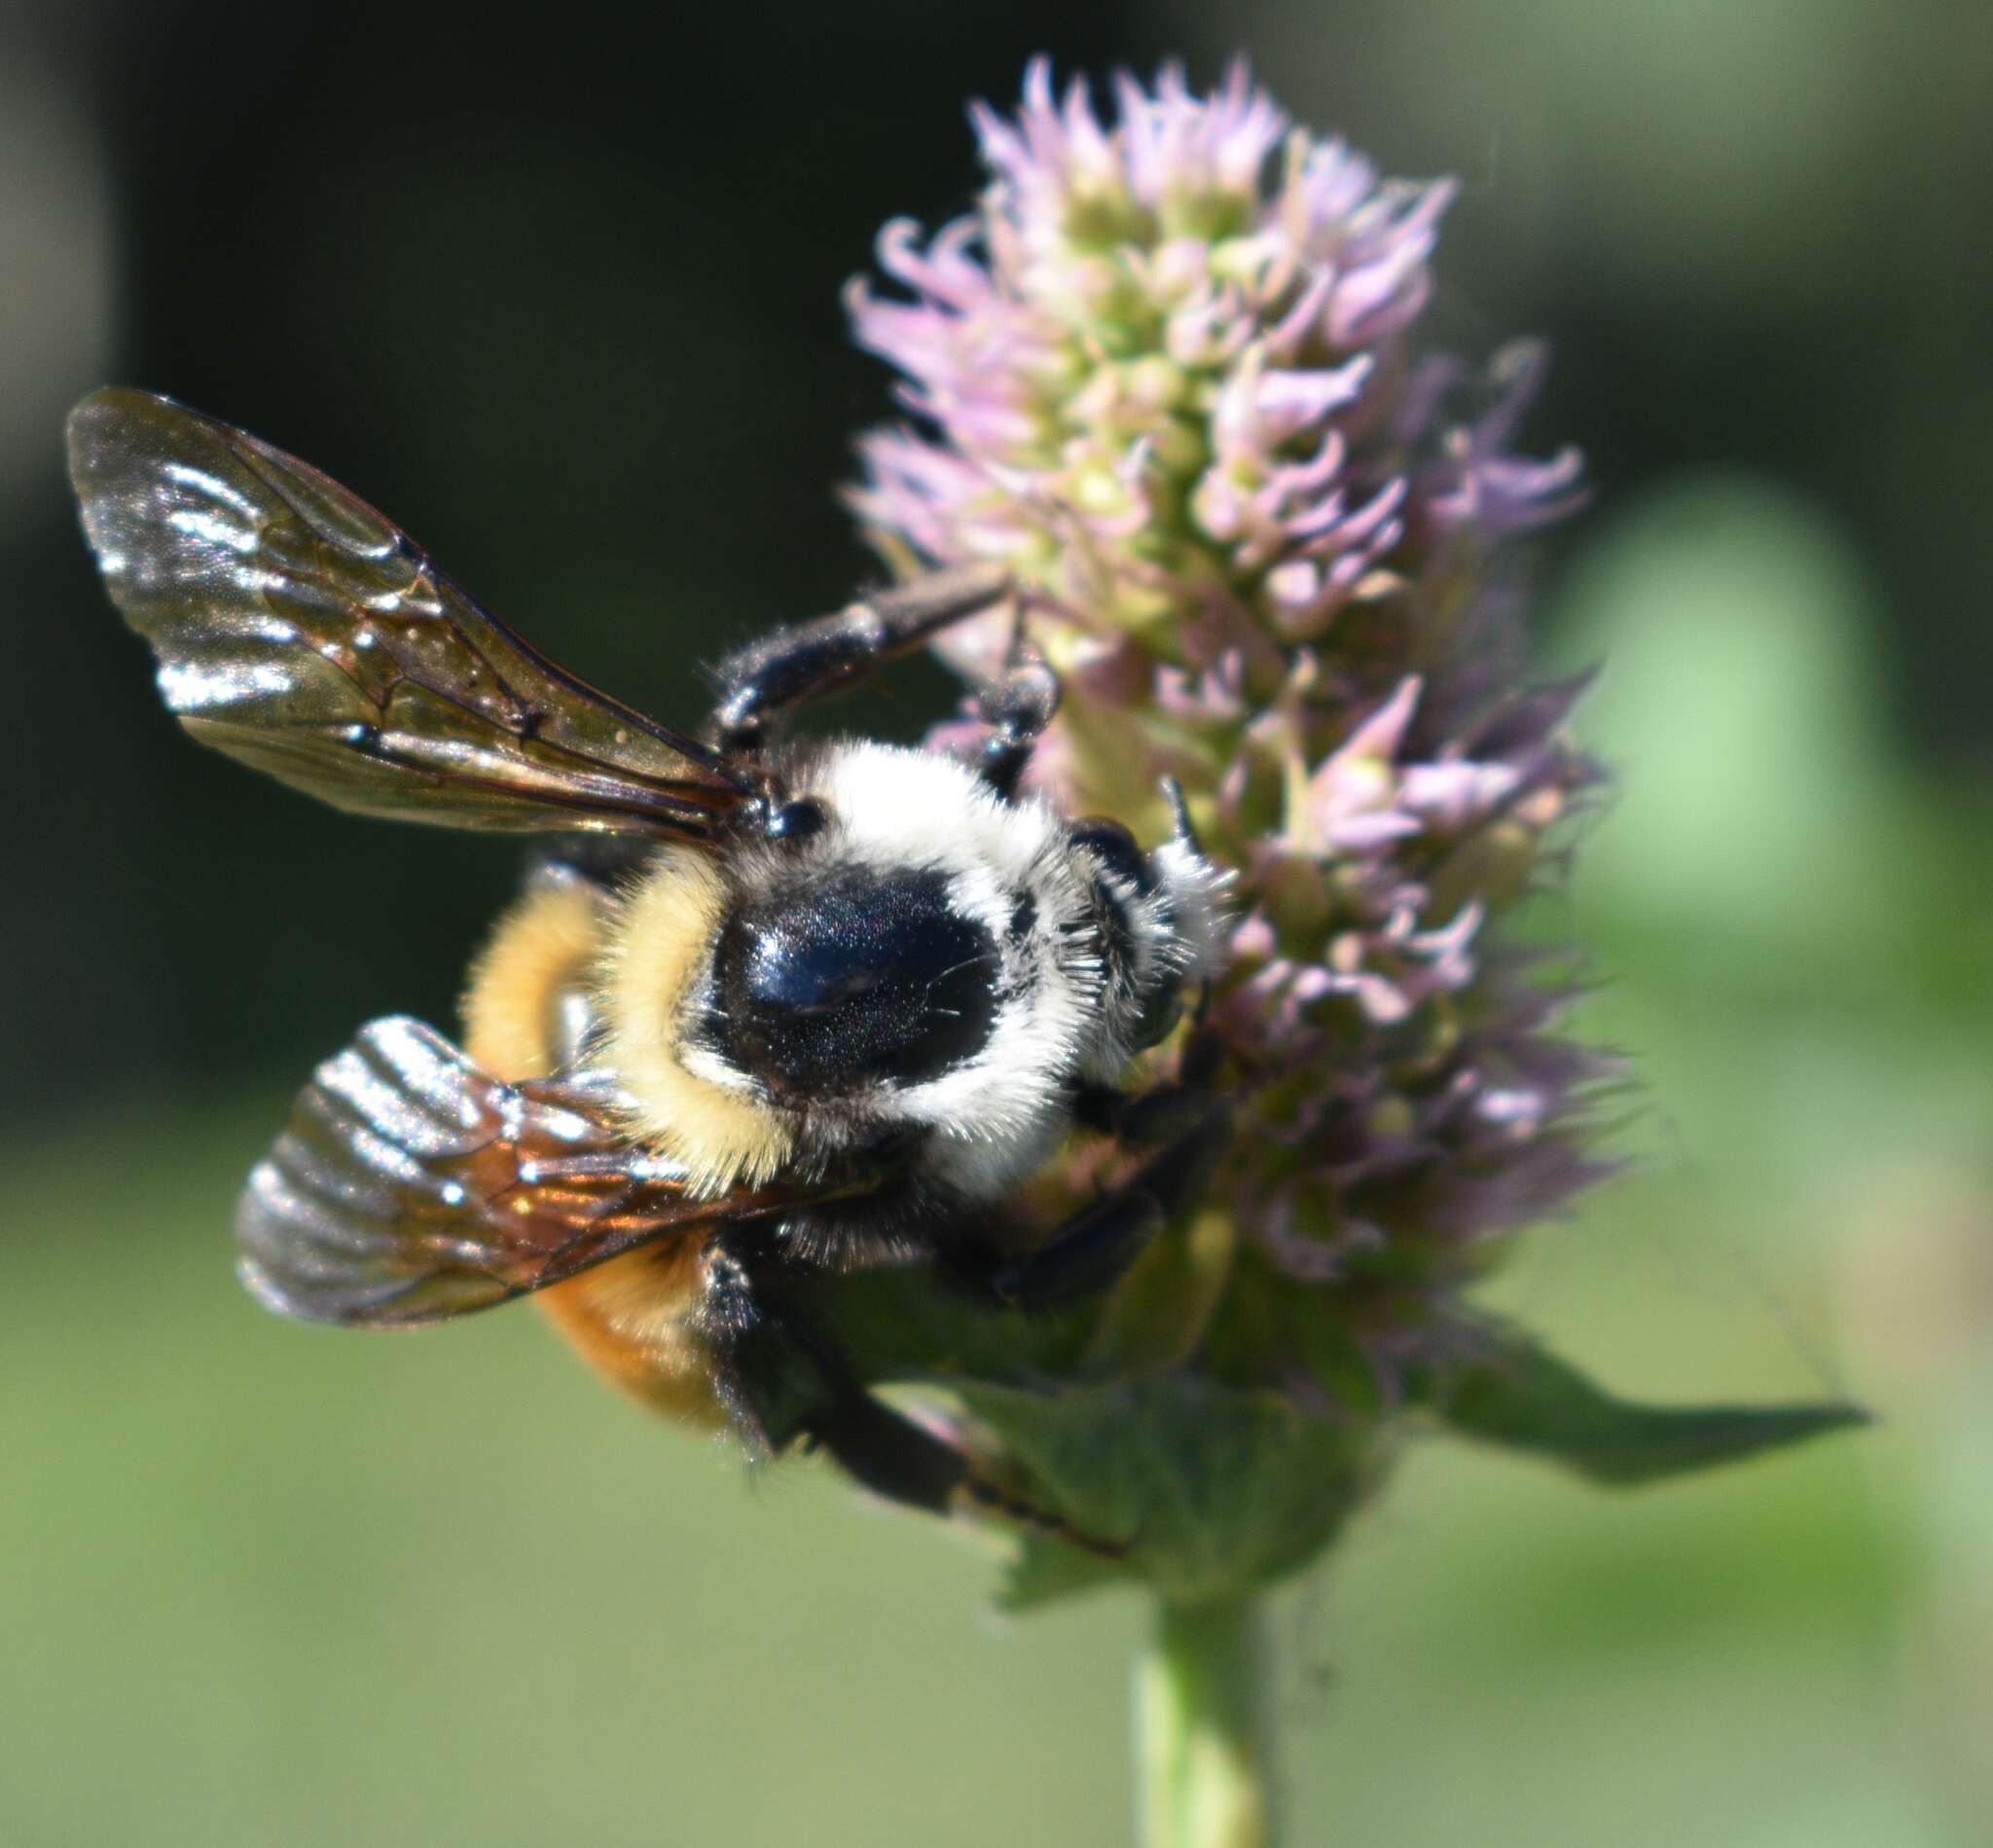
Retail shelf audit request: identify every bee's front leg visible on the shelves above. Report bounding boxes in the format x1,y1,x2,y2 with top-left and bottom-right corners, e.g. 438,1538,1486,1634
980,1105,1235,1311
1069,1077,1213,1147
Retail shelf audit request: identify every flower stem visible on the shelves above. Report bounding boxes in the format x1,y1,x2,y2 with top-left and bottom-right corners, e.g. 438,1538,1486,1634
1136,1596,1276,1848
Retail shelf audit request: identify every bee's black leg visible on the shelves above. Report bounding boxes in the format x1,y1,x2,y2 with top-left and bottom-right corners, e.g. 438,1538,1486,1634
696,1227,1123,1552
801,1385,969,1515
696,1228,856,1459
702,1234,963,1514
986,1187,1168,1311
973,656,1060,801
810,1387,1128,1555
1069,1077,1213,1146
709,562,1014,754
804,1374,1124,1553
979,1105,1234,1311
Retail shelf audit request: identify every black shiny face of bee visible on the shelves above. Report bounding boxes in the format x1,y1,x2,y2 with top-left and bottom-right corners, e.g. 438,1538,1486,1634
709,868,1000,1095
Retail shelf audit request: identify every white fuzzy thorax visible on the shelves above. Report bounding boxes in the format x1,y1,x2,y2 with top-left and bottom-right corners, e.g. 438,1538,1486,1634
813,742,1102,1202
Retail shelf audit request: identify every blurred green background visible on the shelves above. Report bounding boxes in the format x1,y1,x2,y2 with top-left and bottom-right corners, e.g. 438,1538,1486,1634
3,1,1988,1843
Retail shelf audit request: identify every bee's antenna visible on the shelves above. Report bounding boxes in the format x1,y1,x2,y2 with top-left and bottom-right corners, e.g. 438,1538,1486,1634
1159,776,1203,854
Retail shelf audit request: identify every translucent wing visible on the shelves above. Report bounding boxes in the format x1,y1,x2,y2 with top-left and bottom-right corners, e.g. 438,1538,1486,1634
237,1017,832,1327
67,387,743,839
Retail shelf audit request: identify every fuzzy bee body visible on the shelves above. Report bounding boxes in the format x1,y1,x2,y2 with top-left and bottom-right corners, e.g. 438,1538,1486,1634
604,740,1220,1210
66,386,1227,1537
471,735,1221,1432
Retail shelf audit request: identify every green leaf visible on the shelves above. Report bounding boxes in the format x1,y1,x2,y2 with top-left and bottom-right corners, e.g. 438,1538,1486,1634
812,1264,1092,1388
960,1375,1380,1610
1435,1333,1870,1486
996,1533,1129,1613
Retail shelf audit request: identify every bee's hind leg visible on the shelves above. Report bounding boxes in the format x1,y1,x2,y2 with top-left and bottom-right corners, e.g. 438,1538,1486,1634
698,1228,1123,1553
697,1224,996,1516
807,1386,1129,1558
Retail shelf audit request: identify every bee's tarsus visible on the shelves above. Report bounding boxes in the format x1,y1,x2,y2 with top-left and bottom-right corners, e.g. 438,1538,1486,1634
957,1471,1130,1560
708,562,1015,753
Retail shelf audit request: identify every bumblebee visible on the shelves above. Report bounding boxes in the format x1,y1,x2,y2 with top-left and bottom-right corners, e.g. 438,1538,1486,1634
66,388,1228,1535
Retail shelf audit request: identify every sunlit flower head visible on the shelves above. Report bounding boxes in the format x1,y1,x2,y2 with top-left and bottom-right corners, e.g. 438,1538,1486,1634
851,59,1599,1372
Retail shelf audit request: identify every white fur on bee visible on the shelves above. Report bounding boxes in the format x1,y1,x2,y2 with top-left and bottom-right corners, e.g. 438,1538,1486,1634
1149,833,1232,980
814,742,1106,1201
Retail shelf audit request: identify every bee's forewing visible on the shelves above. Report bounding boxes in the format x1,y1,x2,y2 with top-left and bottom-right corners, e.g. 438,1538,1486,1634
67,387,744,839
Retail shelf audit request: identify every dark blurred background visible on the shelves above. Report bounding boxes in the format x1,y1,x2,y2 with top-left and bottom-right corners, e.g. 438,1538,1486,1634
4,3,1990,1844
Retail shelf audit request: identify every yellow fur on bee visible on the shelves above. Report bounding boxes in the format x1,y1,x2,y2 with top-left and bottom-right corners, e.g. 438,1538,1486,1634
532,1240,726,1430
460,870,727,1431
598,846,794,1197
461,875,603,1079
529,1244,725,1427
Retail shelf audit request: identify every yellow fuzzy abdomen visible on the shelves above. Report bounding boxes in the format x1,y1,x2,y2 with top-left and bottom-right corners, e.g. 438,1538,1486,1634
460,870,728,1431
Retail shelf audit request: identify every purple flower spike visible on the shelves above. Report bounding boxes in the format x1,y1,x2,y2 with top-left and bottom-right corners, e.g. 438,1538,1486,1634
848,61,1613,1422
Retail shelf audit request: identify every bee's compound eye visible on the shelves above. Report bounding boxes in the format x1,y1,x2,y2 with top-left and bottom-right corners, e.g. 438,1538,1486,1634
1069,816,1149,891
1129,981,1184,1053
710,869,998,1093
765,798,827,844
